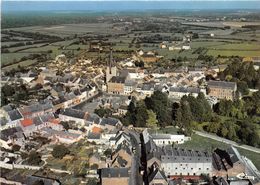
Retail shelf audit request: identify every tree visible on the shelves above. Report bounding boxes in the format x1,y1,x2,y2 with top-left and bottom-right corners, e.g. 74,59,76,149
52,144,70,159
28,151,42,165
94,107,112,117
2,84,15,96
146,110,158,129
90,164,99,170
145,91,171,126
104,148,112,157
12,144,21,152
32,180,44,185
86,178,99,185
135,101,148,127
61,121,70,130
176,100,193,135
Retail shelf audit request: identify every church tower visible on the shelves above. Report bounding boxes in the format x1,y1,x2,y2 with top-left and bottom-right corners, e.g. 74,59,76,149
106,47,117,83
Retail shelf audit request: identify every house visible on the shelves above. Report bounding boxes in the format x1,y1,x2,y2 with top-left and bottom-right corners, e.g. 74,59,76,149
18,103,52,119
148,168,168,185
207,80,237,100
151,134,190,145
100,117,122,131
25,175,61,185
112,143,132,165
0,127,24,149
212,147,245,178
3,109,23,130
59,108,88,127
89,153,107,169
141,54,158,63
99,168,130,185
161,146,212,179
124,80,137,95
114,132,131,149
168,87,200,100
107,76,126,94
118,105,128,115
87,132,102,144
40,127,82,144
20,118,36,137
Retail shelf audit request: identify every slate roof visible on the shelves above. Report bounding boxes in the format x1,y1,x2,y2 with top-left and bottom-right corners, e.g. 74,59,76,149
33,117,43,126
60,108,87,119
25,175,61,185
8,109,23,121
114,143,132,156
40,113,55,123
2,104,13,112
100,168,129,178
161,146,211,163
86,113,101,124
169,86,200,94
112,155,128,167
227,146,242,164
151,134,172,139
208,80,236,90
0,118,8,126
87,132,101,140
109,76,126,83
0,127,23,141
148,168,167,183
101,117,120,126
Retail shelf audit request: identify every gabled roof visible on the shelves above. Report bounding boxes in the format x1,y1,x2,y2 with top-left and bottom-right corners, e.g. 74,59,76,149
101,117,120,126
114,143,132,156
60,108,87,119
20,119,33,127
8,109,23,121
112,155,128,167
227,146,242,164
148,168,167,183
33,117,43,126
86,113,101,124
208,80,236,90
87,132,101,140
40,112,55,123
100,168,129,178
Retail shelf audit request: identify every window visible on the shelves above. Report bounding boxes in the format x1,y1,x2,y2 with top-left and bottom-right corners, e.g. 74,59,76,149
199,168,201,170
193,173,196,176
175,167,178,170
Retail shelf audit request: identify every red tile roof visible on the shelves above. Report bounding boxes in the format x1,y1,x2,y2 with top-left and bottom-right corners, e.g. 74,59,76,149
50,119,60,124
20,119,33,127
92,126,102,134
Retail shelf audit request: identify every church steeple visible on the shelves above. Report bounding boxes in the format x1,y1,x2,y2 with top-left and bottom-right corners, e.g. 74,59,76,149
109,47,113,74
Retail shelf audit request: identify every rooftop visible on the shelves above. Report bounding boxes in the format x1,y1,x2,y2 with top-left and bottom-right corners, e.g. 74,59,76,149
100,168,130,178
208,80,236,89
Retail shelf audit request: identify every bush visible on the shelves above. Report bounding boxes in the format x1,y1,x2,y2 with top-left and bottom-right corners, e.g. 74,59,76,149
52,144,70,159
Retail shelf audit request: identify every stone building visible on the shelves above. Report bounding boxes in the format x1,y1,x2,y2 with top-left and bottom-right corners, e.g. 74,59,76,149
207,80,237,100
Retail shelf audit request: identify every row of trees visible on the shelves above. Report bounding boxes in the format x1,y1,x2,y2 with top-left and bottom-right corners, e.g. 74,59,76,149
122,91,171,128
122,90,260,147
219,59,260,92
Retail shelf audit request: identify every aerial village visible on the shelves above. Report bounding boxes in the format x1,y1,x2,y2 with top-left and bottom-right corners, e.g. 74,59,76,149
1,43,260,185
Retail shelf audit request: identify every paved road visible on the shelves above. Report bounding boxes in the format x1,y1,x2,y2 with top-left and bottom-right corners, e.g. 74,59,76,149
126,129,142,185
195,131,260,154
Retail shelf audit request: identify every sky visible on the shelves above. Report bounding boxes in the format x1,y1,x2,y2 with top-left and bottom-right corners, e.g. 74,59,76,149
2,0,260,12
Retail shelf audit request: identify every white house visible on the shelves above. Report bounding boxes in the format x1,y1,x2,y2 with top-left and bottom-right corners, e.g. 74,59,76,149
151,134,190,146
